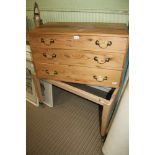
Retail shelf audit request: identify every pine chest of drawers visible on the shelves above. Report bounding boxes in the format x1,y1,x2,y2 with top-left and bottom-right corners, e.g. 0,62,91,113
28,22,128,88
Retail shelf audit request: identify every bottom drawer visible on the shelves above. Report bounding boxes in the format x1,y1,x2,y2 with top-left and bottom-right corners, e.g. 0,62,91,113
35,63,122,88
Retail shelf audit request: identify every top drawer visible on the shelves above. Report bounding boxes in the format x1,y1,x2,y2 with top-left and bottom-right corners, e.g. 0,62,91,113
29,34,128,53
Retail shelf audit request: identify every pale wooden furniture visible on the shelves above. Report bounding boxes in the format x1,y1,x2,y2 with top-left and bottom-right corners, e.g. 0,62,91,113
46,80,119,137
28,22,128,136
29,22,128,88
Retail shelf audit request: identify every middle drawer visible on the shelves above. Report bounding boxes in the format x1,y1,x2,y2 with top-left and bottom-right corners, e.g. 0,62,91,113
32,48,125,70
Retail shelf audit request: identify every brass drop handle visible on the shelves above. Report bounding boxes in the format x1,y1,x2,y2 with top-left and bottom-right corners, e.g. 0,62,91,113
43,53,56,59
44,69,58,76
41,38,54,46
95,40,112,49
94,56,110,64
93,75,107,82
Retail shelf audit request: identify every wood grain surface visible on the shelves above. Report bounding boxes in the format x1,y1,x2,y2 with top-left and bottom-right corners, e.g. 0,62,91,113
29,34,128,53
28,22,128,37
32,48,125,70
28,22,128,88
35,63,122,88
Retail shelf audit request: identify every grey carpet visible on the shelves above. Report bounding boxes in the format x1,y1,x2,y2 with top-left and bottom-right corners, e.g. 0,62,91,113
27,86,103,155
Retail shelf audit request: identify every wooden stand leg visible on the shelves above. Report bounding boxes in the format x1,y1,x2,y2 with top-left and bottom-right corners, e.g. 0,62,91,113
101,88,119,137
101,104,111,137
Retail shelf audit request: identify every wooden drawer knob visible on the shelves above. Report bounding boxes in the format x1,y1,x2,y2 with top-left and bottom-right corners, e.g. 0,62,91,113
94,56,110,64
41,38,54,46
95,40,112,49
93,75,107,82
44,69,58,76
43,53,56,59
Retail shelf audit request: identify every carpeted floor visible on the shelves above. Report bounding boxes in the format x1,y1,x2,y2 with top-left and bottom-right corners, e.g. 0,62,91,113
27,85,103,155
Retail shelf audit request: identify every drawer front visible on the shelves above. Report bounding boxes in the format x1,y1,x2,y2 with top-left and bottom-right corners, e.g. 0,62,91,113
29,34,128,53
32,48,125,70
35,63,122,88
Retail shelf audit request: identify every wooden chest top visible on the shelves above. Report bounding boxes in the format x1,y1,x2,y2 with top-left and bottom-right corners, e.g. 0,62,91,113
29,22,128,36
